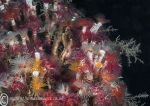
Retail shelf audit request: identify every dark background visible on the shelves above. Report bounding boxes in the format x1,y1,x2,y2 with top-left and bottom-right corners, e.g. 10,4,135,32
72,0,150,105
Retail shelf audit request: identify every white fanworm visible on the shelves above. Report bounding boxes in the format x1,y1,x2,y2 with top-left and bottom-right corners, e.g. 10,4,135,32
9,40,15,46
82,26,87,34
71,16,76,21
87,51,94,63
5,0,10,4
53,1,60,11
57,83,69,95
110,82,119,90
76,72,81,80
81,40,107,66
35,52,41,60
44,3,49,10
90,22,102,33
0,5,5,11
11,19,16,26
86,71,93,81
22,37,27,46
19,75,24,83
98,50,106,62
10,55,33,74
